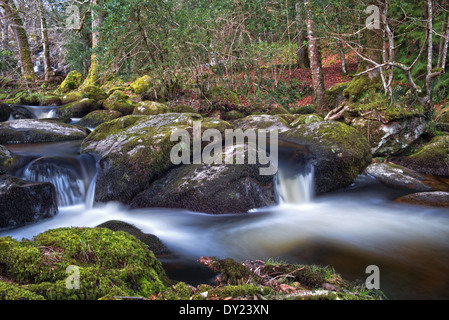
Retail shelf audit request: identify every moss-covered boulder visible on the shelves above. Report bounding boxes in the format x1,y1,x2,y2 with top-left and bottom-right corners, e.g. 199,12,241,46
351,116,427,157
129,75,152,95
291,114,323,127
56,71,83,93
395,191,449,208
19,93,41,106
130,144,277,214
0,227,171,300
0,119,89,144
0,103,11,122
77,110,123,129
55,98,102,120
103,90,135,115
81,113,233,205
232,115,291,132
41,96,63,107
279,121,372,194
95,220,170,256
60,91,82,105
395,135,449,177
0,175,58,230
80,85,108,101
132,101,171,116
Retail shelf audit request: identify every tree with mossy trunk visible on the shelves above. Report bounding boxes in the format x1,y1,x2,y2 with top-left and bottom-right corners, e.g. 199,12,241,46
304,1,326,112
0,0,37,80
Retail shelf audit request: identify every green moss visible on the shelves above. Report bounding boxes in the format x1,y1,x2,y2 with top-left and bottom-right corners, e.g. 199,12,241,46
289,104,316,115
343,75,382,103
291,114,323,126
80,85,108,101
130,75,152,94
0,227,171,300
0,281,45,300
56,71,83,94
103,90,136,115
133,101,170,115
60,91,82,105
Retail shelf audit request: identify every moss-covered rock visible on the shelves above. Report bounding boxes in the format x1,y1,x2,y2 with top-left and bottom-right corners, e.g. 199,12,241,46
77,110,123,129
0,119,89,144
291,114,323,126
132,101,171,116
395,191,449,207
55,98,102,120
19,93,41,106
0,175,58,230
0,227,171,300
351,116,427,157
0,103,11,122
80,85,108,101
279,121,372,194
343,74,383,103
129,75,152,95
95,220,170,256
394,135,449,177
41,96,62,107
56,71,83,93
81,113,233,205
232,114,290,132
130,145,277,214
60,91,82,105
103,90,136,115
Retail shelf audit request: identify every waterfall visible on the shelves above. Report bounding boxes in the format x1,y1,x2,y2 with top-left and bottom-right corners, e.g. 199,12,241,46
9,105,58,120
276,164,314,204
21,154,98,208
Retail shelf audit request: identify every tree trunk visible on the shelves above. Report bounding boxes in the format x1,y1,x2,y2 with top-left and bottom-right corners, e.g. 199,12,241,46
83,0,105,86
295,1,309,69
336,19,347,74
305,3,325,111
38,0,51,81
0,0,37,80
0,8,8,50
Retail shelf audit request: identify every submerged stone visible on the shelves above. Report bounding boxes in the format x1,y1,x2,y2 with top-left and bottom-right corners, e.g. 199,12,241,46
395,191,449,208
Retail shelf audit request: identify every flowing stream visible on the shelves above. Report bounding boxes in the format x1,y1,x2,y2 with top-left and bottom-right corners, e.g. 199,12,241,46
1,138,449,300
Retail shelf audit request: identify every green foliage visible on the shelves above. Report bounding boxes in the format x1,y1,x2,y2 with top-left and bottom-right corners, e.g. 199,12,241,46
0,50,17,74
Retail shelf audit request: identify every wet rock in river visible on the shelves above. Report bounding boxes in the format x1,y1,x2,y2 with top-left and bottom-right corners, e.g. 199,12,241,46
0,175,58,230
0,119,89,144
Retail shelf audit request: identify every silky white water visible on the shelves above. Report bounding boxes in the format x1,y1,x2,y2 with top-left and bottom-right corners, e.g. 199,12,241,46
2,141,449,299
